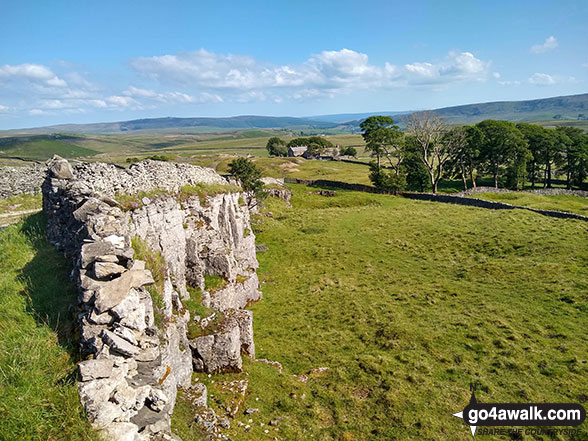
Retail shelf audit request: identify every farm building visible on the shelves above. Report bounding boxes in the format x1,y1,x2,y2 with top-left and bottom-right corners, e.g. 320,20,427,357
288,146,307,157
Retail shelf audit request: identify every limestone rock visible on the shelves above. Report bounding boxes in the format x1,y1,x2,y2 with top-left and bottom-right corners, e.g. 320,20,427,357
99,422,141,441
147,388,168,412
185,383,207,407
78,377,125,428
88,309,115,326
94,261,127,279
101,329,140,357
113,324,139,346
47,155,74,180
104,234,126,249
94,270,154,313
235,309,255,358
81,240,132,268
79,359,114,381
96,254,119,263
190,324,242,373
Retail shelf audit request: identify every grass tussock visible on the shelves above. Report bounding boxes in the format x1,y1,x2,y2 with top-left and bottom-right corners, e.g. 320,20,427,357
0,213,98,440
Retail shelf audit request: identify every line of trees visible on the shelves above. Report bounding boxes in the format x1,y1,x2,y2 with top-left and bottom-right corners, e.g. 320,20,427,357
266,136,335,157
360,114,588,193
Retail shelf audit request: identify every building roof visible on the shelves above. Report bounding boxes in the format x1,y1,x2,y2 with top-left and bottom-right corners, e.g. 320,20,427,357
288,146,307,156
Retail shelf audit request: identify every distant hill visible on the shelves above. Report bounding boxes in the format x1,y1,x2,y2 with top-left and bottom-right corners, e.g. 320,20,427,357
394,93,588,125
2,93,587,135
309,93,588,126
5,115,340,135
308,111,405,123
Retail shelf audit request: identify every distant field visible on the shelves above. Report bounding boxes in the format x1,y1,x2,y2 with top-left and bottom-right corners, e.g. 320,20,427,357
0,137,98,159
469,192,588,216
535,119,588,131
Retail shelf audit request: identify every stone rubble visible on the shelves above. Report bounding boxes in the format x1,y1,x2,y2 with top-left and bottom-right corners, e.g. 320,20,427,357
43,156,262,441
0,163,46,198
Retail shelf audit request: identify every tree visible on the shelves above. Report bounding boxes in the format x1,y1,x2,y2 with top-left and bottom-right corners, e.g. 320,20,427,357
476,120,529,189
360,116,404,174
402,135,430,192
406,112,458,193
266,137,287,157
516,123,550,188
340,146,357,157
368,161,406,194
460,125,484,189
287,136,334,149
556,126,588,188
305,142,325,158
228,158,267,207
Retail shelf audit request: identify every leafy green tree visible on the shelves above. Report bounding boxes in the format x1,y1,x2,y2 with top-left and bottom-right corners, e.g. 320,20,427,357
556,126,588,188
266,137,287,157
476,120,529,189
368,161,406,194
402,135,430,192
228,158,267,206
287,136,334,149
516,123,552,188
340,146,357,157
460,125,483,189
305,142,325,158
360,116,404,173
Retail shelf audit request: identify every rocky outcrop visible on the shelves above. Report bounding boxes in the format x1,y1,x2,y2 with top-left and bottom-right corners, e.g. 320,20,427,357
43,156,261,441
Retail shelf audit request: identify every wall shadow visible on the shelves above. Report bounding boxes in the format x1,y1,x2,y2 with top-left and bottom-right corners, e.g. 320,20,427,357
19,212,82,361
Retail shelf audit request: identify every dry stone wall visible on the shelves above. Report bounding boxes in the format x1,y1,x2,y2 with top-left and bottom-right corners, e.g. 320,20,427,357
42,156,262,441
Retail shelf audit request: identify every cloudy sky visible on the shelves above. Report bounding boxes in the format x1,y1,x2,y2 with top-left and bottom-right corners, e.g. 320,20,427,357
1,0,587,129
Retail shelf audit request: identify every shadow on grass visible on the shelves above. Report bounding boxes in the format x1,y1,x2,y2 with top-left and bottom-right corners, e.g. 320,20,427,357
19,212,81,360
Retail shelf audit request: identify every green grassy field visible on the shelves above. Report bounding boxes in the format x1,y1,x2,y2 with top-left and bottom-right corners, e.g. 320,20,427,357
0,138,98,159
0,214,98,441
197,185,588,441
470,192,588,216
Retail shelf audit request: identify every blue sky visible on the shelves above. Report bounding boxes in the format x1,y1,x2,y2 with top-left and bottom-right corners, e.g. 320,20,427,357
0,0,587,129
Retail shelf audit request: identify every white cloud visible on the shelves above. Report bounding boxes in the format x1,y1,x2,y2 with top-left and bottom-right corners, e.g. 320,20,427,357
0,63,67,87
403,51,490,85
499,80,521,86
4,48,495,116
492,72,501,79
528,73,556,85
131,49,490,97
0,104,8,111
29,109,49,115
107,95,139,108
123,86,197,103
531,36,558,54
